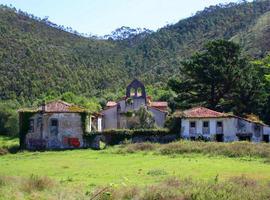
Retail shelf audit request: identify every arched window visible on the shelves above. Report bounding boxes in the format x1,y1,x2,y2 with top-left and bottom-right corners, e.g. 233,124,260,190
137,87,142,97
130,88,136,96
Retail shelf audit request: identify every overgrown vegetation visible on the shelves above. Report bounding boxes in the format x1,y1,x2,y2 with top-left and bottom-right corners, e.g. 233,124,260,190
0,175,85,200
2,174,270,200
86,129,171,145
126,106,156,129
94,176,270,200
115,141,270,160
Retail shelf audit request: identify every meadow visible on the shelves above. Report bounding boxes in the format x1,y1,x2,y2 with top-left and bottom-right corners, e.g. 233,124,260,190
0,136,270,199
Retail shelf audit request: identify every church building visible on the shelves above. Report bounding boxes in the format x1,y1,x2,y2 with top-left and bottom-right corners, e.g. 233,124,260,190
101,79,168,130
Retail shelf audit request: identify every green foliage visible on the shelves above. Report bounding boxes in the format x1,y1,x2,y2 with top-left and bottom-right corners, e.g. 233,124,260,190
252,54,270,123
164,114,182,134
0,101,19,136
169,40,267,119
87,129,170,145
132,106,156,129
19,112,35,149
1,1,270,104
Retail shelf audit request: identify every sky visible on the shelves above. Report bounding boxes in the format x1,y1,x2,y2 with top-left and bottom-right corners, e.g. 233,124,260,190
0,0,248,36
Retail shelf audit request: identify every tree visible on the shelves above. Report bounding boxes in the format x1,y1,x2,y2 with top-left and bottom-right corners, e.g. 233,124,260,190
251,55,270,122
127,106,156,129
0,101,19,136
168,40,266,116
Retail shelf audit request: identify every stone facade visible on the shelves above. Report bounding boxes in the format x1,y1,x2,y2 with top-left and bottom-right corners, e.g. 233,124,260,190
25,112,84,149
19,100,102,150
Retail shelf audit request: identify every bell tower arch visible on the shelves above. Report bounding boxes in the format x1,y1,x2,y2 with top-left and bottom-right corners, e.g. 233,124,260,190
126,79,146,99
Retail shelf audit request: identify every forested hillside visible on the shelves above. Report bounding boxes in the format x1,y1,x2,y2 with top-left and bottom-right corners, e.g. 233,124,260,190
0,1,270,104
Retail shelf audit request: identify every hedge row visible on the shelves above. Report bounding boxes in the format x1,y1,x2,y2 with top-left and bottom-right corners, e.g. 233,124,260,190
84,129,175,145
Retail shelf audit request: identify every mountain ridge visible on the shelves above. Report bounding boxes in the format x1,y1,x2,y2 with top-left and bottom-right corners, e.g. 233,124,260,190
0,1,270,104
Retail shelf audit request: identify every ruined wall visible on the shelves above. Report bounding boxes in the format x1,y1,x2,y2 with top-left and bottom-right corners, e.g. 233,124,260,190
101,107,118,129
148,107,166,128
25,113,84,149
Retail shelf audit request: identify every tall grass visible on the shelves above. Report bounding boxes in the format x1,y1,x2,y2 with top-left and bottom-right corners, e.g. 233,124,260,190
115,141,270,159
0,175,86,200
93,176,270,200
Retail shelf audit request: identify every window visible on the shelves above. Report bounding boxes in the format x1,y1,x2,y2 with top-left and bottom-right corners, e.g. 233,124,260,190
203,121,209,128
190,121,196,128
217,121,223,128
50,119,59,135
29,119,34,133
216,121,223,134
130,88,136,96
37,117,42,128
137,87,142,97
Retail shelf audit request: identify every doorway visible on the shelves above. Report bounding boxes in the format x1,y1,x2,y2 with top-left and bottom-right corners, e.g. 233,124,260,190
216,134,224,142
238,135,251,142
263,135,269,143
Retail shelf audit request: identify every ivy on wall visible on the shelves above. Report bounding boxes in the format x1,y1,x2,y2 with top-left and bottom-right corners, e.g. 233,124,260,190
79,112,91,135
19,112,35,149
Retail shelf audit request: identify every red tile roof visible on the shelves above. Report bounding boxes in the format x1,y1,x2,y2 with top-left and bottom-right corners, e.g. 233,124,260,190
19,100,86,113
40,100,86,113
181,107,229,118
147,106,168,113
106,101,117,107
150,102,168,107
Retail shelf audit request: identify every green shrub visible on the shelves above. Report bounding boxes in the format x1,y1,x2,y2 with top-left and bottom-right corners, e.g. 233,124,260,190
86,129,172,145
0,101,19,137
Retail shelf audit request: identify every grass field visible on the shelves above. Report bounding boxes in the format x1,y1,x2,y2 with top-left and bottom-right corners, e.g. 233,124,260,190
1,136,270,199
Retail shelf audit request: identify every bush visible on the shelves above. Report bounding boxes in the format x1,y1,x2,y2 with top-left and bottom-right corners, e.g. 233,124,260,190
165,114,182,135
86,129,171,145
0,101,19,137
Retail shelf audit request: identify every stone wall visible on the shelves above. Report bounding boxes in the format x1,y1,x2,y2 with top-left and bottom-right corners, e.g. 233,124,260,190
25,113,84,150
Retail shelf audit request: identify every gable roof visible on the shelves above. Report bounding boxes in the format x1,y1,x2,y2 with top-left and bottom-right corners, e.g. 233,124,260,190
178,107,268,126
19,100,87,113
150,101,168,107
180,107,230,118
106,101,117,107
147,105,168,113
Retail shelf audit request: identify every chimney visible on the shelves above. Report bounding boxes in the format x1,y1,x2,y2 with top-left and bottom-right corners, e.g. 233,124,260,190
41,101,46,113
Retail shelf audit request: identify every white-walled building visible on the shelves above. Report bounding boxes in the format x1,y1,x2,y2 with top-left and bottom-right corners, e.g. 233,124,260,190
180,107,270,143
